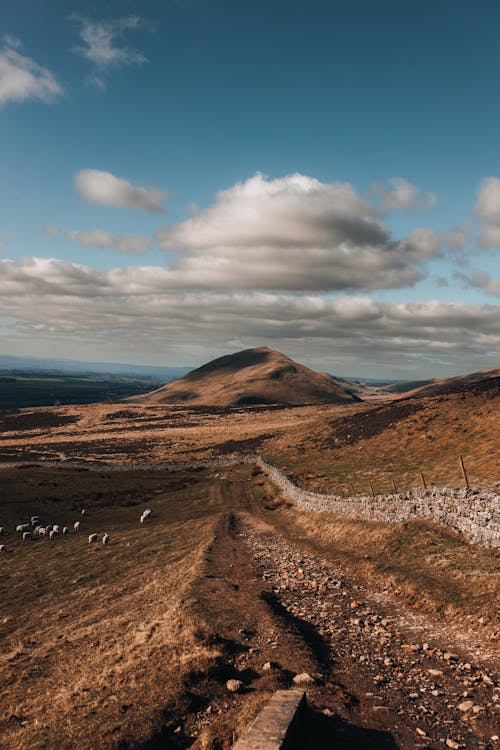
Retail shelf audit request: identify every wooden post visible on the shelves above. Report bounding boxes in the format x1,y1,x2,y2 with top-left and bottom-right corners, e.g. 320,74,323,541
392,478,398,493
459,454,470,490
349,482,355,495
420,472,427,489
369,480,375,497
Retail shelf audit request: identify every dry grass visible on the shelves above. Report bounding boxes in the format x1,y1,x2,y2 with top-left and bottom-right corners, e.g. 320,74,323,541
0,466,225,749
266,387,499,493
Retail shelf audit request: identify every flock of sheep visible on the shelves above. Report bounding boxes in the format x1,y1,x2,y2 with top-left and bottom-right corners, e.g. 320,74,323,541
0,507,153,553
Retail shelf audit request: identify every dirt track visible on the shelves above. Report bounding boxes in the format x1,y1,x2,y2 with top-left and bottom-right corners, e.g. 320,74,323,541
175,477,499,750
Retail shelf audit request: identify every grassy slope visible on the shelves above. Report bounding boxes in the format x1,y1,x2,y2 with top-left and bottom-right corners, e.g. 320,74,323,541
0,467,224,749
265,386,499,493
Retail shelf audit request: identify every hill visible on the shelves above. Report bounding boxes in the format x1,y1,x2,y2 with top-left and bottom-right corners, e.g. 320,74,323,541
128,346,361,406
394,366,500,399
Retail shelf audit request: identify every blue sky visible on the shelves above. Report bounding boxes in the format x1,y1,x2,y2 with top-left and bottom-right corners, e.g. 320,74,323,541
0,0,499,377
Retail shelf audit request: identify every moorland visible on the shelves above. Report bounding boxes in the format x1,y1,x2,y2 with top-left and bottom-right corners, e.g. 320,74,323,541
0,348,498,749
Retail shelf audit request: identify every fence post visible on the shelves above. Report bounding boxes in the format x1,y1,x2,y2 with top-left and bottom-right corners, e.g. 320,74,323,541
459,454,470,490
420,472,427,489
369,480,375,497
349,482,355,495
392,478,398,493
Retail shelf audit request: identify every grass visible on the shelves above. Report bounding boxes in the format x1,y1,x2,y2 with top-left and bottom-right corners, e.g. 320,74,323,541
0,466,225,749
265,387,499,493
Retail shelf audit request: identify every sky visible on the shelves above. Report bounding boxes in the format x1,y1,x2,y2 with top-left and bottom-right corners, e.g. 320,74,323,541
0,0,499,378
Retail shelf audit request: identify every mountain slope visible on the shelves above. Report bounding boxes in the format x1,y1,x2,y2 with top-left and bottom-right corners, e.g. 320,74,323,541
128,346,361,406
395,367,500,399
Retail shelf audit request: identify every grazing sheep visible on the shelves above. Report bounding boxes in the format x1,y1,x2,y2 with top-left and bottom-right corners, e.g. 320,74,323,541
22,531,32,541
31,516,42,526
49,529,59,540
74,521,80,532
140,509,152,524
102,533,110,545
88,533,98,544
81,509,86,516
53,524,60,533
62,526,69,536
36,527,47,537
16,524,29,533
0,544,6,553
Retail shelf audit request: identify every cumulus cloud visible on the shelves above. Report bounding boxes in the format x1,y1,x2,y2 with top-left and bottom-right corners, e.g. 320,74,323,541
0,256,498,375
51,226,150,254
0,37,62,105
373,177,437,211
71,15,147,89
75,169,167,213
155,173,457,291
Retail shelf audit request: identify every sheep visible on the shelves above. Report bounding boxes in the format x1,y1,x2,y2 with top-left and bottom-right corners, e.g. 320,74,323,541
0,544,6,553
45,525,53,532
102,533,110,545
35,527,47,538
88,533,98,544
31,515,42,526
81,509,86,516
22,531,32,541
140,509,152,524
53,524,60,533
49,529,59,540
62,526,69,536
74,521,80,532
16,524,30,533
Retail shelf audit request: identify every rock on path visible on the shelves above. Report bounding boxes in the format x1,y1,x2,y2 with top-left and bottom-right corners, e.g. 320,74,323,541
239,515,499,750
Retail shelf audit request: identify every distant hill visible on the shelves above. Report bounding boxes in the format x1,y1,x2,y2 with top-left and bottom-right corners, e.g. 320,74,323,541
0,354,187,380
128,346,361,407
396,367,500,399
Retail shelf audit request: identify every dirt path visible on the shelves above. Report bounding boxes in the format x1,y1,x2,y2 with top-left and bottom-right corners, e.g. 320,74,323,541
181,477,499,750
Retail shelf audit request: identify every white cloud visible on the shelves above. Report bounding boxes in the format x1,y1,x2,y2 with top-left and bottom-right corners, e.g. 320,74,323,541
474,177,500,249
475,177,500,222
0,256,498,375
155,173,449,291
75,169,167,213
71,15,147,89
373,177,437,211
0,38,62,105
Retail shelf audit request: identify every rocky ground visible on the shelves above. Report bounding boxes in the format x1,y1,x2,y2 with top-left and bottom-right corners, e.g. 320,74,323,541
238,513,499,750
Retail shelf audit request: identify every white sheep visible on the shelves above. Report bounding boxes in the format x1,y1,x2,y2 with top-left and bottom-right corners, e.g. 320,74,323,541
22,531,32,541
88,533,98,544
0,544,6,553
140,509,152,524
36,527,47,537
31,516,42,526
81,509,86,516
62,526,69,536
53,524,60,533
49,529,59,540
16,524,29,533
102,533,110,545
74,521,80,532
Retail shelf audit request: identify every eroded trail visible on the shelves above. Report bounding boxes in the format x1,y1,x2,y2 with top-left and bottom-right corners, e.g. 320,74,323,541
190,476,499,750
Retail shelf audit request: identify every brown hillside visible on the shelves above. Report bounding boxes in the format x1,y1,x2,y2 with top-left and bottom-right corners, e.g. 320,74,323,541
128,346,360,406
394,366,500,399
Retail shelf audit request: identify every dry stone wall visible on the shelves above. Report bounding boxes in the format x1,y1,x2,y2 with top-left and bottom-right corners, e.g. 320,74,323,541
256,458,500,549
